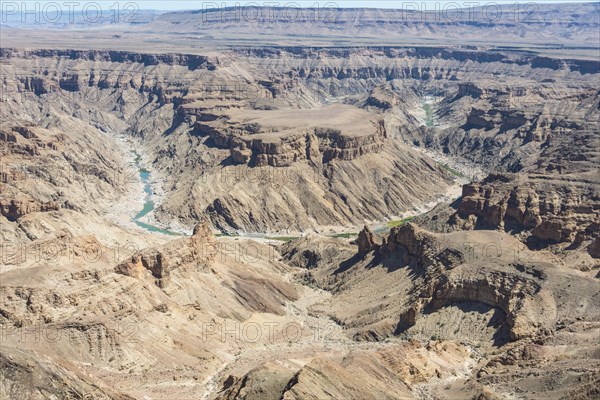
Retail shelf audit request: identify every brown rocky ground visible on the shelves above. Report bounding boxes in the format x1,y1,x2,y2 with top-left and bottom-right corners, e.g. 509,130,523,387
1,4,599,400
3,42,598,234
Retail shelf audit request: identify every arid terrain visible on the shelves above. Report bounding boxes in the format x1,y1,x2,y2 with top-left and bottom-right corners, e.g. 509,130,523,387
1,3,599,400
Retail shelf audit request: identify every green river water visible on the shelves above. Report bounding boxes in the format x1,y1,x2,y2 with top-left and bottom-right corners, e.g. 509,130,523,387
132,152,180,236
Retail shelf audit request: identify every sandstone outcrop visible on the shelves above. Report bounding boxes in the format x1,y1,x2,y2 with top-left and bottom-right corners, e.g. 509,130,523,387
380,223,464,269
448,174,599,249
374,224,556,340
299,223,599,346
281,235,355,271
115,222,216,286
196,107,388,167
356,225,380,255
0,197,61,221
1,5,599,397
0,120,131,241
0,48,216,71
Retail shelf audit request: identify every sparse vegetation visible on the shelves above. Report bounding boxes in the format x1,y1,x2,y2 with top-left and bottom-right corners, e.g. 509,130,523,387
423,103,434,127
131,150,141,164
438,162,465,178
2,4,597,399
216,232,240,237
271,236,300,242
331,232,357,239
387,217,415,228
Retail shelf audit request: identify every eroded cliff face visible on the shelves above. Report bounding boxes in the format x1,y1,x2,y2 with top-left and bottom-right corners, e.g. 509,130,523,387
278,220,599,346
0,47,464,232
381,224,557,341
0,119,133,242
4,44,598,238
452,174,600,249
398,63,599,253
0,228,304,399
268,221,600,400
1,40,599,400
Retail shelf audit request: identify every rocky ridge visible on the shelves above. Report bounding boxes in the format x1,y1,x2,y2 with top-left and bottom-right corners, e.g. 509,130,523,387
1,5,599,397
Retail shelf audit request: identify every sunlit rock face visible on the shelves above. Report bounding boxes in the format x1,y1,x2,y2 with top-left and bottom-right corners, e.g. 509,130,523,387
1,4,599,400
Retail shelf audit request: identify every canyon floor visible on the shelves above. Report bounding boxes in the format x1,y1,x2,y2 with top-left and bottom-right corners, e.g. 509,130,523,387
1,3,599,400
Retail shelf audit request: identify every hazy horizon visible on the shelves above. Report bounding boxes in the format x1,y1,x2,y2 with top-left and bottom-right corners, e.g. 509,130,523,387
6,0,599,12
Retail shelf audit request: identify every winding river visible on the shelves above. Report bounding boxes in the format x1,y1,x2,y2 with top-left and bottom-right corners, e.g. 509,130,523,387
126,102,465,241
131,151,180,236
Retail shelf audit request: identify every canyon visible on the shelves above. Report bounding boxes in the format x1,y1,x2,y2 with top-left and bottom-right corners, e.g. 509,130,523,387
0,3,599,400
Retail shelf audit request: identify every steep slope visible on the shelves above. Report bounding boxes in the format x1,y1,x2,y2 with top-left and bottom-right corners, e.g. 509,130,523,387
0,48,460,233
0,226,303,399
0,5,599,398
